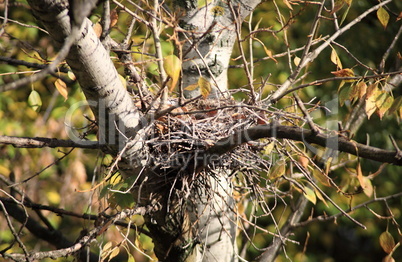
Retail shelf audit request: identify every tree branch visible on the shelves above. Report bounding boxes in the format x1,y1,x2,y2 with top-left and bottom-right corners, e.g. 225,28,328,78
0,201,99,262
206,123,402,165
0,135,100,149
1,202,151,262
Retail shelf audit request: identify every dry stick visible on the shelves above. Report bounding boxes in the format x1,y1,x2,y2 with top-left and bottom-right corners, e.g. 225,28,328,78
268,0,393,104
229,1,256,103
0,57,69,73
0,0,9,37
112,0,150,26
293,93,319,134
268,0,325,104
379,23,402,73
270,70,402,104
206,124,402,166
18,148,75,184
294,159,366,229
294,191,402,228
331,41,378,72
0,135,100,149
273,0,293,74
0,175,55,232
0,200,31,259
0,196,151,236
230,37,329,69
0,24,81,92
100,0,111,42
151,0,168,111
0,15,48,34
2,206,149,262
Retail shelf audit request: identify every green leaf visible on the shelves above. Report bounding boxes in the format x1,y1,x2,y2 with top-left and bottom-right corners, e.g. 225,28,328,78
388,96,402,115
28,90,42,112
377,7,390,29
109,192,135,209
376,93,393,119
197,0,212,9
338,85,351,106
269,159,286,179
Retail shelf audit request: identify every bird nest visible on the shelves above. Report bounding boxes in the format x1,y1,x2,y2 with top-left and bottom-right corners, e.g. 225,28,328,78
146,98,275,185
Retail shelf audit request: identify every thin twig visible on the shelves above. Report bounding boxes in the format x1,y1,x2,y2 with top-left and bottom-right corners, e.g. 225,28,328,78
229,1,255,103
268,0,393,104
294,94,319,134
0,135,100,149
0,24,81,92
294,191,402,228
379,23,402,73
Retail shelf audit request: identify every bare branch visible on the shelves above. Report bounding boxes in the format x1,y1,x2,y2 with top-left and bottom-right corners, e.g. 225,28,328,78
268,0,393,104
294,191,402,228
1,204,151,262
206,123,402,166
0,135,100,149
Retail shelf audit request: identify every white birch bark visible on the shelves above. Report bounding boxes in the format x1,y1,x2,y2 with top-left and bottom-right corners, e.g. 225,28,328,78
180,0,261,99
28,0,142,154
177,1,261,261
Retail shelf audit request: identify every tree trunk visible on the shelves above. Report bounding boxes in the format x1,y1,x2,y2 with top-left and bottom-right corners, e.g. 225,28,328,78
176,1,261,261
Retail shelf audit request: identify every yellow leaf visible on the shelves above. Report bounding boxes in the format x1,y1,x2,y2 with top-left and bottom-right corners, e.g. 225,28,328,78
55,78,68,100
303,186,316,205
109,247,120,260
330,48,343,69
46,190,61,205
344,0,353,6
184,83,199,91
356,81,367,99
263,141,275,155
383,255,395,262
356,162,373,197
103,241,113,253
293,56,301,66
314,189,329,207
397,12,402,22
379,231,395,254
377,7,390,29
365,85,381,119
254,38,278,63
198,76,211,99
376,93,393,120
283,0,293,10
269,159,286,179
163,55,182,92
92,22,102,38
67,71,76,80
